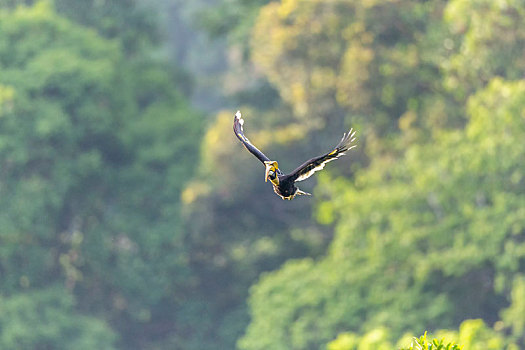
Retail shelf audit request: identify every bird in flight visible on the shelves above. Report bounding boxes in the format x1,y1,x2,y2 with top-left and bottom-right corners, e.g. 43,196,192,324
233,111,357,200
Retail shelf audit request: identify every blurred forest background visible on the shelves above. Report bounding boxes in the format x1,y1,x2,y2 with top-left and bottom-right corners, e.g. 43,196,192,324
0,0,524,349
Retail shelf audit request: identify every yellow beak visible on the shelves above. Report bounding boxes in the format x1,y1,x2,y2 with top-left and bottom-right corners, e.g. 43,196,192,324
264,161,278,183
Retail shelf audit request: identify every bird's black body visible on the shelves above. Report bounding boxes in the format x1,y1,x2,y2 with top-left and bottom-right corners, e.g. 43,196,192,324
233,111,357,200
269,174,296,199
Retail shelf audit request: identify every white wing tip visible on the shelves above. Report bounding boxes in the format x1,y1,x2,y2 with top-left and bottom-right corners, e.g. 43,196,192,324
235,110,244,125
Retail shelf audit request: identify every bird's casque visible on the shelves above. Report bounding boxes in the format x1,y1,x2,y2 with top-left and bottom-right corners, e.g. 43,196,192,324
233,111,357,200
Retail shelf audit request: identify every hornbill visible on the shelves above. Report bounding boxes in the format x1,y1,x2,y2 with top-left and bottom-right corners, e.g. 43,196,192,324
233,111,357,200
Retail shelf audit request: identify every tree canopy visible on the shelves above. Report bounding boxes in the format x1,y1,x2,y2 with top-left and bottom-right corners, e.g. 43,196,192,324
1,0,524,349
0,1,201,348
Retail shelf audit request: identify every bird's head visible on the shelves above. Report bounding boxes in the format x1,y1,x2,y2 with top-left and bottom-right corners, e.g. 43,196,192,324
264,161,279,185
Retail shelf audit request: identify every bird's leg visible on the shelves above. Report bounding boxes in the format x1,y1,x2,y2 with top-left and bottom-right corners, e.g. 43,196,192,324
295,188,311,196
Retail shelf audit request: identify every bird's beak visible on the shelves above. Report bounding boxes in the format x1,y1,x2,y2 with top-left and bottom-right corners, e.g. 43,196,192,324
264,161,278,182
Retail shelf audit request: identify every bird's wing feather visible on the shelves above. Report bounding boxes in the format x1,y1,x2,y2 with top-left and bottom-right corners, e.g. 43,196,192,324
289,128,357,182
233,111,272,164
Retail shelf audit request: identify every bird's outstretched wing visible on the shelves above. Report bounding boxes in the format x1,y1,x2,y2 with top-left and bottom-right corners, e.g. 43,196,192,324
233,111,272,164
289,129,357,182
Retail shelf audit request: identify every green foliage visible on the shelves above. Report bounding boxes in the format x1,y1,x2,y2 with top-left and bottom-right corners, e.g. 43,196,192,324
250,0,453,135
443,0,525,99
0,0,123,294
434,319,509,350
2,0,525,349
54,0,160,55
239,70,525,350
399,332,460,350
182,0,525,348
327,328,393,350
0,287,116,349
0,2,202,349
198,0,270,45
237,0,525,347
501,275,525,343
327,319,515,350
0,0,160,55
